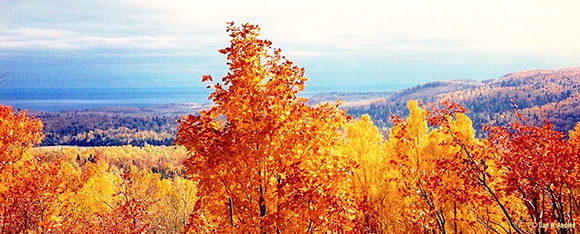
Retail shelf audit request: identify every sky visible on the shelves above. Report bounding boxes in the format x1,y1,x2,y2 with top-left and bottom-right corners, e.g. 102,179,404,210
1,0,580,90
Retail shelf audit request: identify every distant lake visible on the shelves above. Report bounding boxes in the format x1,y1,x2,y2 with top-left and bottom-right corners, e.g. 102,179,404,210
0,84,410,112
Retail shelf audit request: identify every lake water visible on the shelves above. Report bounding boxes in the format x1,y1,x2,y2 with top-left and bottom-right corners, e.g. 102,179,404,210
0,84,409,112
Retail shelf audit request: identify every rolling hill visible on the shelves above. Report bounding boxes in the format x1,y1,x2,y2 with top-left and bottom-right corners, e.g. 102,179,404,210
347,66,580,133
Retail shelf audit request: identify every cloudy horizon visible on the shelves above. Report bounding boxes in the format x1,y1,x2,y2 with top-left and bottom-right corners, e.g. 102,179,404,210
2,0,580,89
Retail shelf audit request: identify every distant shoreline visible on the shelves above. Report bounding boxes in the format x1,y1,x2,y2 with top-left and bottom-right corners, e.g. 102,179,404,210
0,84,412,112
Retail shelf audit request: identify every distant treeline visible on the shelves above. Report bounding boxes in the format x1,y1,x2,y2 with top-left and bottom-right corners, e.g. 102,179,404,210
33,111,179,146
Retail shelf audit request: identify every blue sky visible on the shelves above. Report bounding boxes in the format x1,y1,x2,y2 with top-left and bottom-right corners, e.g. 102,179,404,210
1,0,580,90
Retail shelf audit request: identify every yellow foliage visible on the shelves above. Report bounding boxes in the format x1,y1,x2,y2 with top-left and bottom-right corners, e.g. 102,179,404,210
384,101,509,232
569,122,580,145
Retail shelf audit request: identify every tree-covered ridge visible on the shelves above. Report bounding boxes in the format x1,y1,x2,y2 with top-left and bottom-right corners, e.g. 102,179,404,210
348,67,580,133
443,67,580,132
25,104,210,147
31,109,179,146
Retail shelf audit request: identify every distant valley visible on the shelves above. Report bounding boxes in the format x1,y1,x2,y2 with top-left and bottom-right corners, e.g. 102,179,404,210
24,66,580,146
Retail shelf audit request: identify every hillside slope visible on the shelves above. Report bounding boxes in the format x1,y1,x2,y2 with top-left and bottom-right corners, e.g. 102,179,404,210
348,67,580,133
387,79,484,102
443,67,580,132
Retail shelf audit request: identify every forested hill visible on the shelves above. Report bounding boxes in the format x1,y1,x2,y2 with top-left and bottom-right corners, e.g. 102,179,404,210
347,66,580,133
28,103,209,146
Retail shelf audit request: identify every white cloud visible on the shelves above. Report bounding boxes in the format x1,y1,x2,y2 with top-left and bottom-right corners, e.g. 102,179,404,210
4,0,580,56
2,0,580,89
0,28,182,51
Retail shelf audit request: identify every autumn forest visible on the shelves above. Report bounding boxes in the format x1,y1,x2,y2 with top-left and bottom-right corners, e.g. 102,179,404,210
2,23,580,233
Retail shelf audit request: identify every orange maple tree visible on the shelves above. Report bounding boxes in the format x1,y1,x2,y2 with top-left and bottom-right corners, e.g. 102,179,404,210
176,22,356,233
0,105,43,170
0,105,86,232
0,105,45,232
484,120,580,233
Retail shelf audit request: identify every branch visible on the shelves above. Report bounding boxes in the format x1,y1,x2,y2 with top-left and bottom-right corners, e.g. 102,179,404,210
466,205,501,233
445,118,523,234
0,72,8,84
